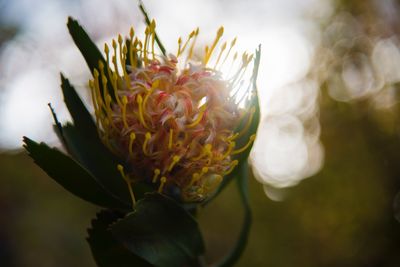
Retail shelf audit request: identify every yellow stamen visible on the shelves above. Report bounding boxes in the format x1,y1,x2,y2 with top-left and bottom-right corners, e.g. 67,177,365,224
168,155,181,172
227,52,239,76
89,80,99,113
187,167,209,189
112,39,120,76
168,128,173,150
143,26,150,65
128,132,136,157
142,132,151,156
121,96,129,129
158,176,167,193
221,37,237,66
129,27,135,39
231,135,256,155
131,38,139,68
111,72,122,106
105,95,117,130
93,110,102,137
104,44,122,107
136,94,149,129
93,69,106,114
119,36,131,88
201,166,209,175
137,40,143,60
187,28,199,60
98,61,108,101
178,30,196,57
104,43,114,83
216,141,235,160
224,160,238,176
117,164,136,207
192,143,212,161
143,80,159,108
177,37,182,56
214,41,227,69
102,118,111,139
150,20,156,59
204,26,224,65
187,106,206,128
129,28,135,68
188,173,200,187
230,53,253,89
226,132,239,141
231,54,253,90
152,168,160,183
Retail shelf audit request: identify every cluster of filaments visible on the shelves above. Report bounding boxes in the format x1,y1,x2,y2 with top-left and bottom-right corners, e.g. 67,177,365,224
89,20,256,202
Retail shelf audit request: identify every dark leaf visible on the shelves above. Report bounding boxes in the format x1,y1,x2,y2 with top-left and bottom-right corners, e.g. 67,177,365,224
111,193,205,267
60,74,98,140
87,210,152,267
60,122,153,206
48,103,68,149
67,17,114,101
23,137,127,209
58,75,147,206
60,123,132,206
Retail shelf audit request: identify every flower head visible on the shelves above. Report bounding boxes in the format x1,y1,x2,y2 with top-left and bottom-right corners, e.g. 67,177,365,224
89,21,259,202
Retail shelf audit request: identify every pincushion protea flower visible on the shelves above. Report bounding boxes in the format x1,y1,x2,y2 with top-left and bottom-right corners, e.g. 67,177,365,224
22,4,260,265
91,22,258,203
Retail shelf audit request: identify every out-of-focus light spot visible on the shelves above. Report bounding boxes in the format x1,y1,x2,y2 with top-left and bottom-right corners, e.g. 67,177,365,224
262,184,289,202
251,115,308,187
257,26,313,103
266,79,318,118
372,37,400,84
341,53,381,99
372,85,398,110
0,70,58,149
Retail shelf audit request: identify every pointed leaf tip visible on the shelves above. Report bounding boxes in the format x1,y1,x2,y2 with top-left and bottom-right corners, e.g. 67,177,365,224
23,137,128,209
66,17,115,101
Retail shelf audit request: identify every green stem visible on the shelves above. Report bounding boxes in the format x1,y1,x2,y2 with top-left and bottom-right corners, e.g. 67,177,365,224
212,164,252,267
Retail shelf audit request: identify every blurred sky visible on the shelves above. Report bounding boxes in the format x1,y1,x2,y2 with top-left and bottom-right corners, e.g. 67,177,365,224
0,0,332,192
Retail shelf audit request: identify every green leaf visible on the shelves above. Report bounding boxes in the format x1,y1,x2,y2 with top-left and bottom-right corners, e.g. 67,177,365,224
67,17,114,101
22,137,128,209
48,103,69,150
60,74,98,139
58,74,151,205
60,123,132,206
215,162,252,267
111,193,205,267
87,210,152,267
138,0,166,56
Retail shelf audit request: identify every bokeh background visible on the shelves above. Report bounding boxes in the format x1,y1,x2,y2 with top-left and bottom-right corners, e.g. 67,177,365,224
1,0,400,266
